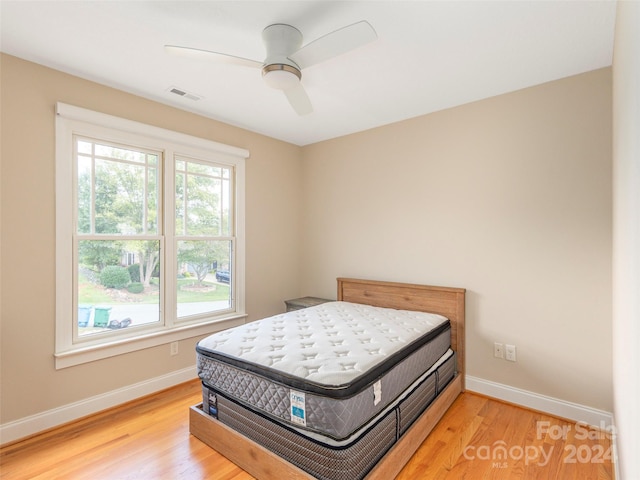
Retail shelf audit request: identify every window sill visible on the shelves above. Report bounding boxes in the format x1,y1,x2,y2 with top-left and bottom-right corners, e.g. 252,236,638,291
54,313,247,369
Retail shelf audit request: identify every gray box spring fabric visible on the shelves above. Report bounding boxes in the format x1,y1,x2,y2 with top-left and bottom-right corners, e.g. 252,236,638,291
202,349,457,480
196,301,451,440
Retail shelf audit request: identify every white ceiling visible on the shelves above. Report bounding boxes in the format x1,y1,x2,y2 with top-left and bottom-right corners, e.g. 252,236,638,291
0,1,616,146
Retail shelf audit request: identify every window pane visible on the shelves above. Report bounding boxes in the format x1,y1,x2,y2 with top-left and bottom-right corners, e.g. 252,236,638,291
176,157,231,237
221,177,230,236
175,172,185,235
147,166,158,233
188,162,221,177
177,240,231,318
186,176,220,235
77,240,161,337
76,137,160,235
77,156,92,234
95,143,147,163
95,160,145,234
78,140,92,155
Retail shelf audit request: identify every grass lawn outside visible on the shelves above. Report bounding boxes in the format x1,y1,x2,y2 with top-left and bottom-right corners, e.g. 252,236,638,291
77,270,233,334
78,270,230,305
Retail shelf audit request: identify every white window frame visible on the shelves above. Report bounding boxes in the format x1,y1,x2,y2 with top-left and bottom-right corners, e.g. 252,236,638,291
55,103,248,369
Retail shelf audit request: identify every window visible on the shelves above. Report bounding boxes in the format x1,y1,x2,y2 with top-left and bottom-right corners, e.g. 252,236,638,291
55,103,248,368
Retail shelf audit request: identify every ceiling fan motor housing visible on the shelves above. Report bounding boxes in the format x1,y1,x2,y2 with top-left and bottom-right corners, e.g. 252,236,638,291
261,24,303,90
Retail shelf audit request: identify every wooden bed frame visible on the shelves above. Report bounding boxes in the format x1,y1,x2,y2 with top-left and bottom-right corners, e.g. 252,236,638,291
189,277,466,479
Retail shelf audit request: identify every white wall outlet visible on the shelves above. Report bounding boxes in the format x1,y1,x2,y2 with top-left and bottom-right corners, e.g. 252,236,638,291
506,344,517,362
494,342,504,359
170,341,179,356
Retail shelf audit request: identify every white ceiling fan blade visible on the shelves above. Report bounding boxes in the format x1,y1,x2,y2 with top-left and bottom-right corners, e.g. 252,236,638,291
289,21,377,69
284,84,313,116
164,45,262,68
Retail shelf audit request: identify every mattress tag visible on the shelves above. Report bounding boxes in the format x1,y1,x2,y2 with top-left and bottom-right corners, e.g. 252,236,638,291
208,391,218,419
373,380,382,406
290,390,307,426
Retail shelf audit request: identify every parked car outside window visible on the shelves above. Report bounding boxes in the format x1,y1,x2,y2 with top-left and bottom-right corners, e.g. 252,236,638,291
216,270,230,283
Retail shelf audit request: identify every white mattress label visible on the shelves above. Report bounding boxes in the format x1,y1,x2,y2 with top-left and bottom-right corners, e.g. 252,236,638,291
290,390,307,426
373,380,382,406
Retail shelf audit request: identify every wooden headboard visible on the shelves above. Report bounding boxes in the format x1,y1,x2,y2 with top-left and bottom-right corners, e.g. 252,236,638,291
338,278,466,390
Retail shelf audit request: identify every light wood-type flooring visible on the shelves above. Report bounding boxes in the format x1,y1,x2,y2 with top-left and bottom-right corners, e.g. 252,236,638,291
0,380,614,479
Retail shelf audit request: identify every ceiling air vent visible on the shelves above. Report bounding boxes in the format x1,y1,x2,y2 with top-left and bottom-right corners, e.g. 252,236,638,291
167,86,202,101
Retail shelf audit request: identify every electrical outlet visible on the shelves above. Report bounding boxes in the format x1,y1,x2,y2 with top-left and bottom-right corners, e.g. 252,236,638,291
494,342,504,359
170,341,179,356
506,344,517,362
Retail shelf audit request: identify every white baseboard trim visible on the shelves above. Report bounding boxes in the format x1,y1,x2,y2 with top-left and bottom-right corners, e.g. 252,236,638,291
0,371,614,452
0,365,197,446
466,375,614,428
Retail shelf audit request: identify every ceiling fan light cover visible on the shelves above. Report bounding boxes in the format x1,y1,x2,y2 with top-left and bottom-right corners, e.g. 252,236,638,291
262,64,301,90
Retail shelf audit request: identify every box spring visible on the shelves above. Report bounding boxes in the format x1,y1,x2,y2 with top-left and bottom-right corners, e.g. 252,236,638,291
196,301,451,440
202,349,456,480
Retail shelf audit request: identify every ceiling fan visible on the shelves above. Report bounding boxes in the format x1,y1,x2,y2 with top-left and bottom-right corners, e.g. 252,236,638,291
165,21,377,116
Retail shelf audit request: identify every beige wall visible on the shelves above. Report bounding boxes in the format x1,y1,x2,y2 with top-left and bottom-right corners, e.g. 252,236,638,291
0,53,613,433
301,68,613,411
0,54,302,423
612,1,640,478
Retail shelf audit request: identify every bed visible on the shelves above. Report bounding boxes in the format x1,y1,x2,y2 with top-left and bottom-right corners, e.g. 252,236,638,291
189,277,466,479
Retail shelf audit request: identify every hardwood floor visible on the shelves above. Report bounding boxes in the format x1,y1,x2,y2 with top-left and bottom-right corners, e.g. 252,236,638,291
0,380,613,480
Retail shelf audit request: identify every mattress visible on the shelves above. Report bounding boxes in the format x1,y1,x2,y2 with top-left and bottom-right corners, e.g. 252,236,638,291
196,301,451,440
203,348,457,480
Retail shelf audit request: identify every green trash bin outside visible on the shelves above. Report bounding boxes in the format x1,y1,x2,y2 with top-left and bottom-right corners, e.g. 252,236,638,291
94,306,112,328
